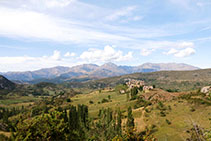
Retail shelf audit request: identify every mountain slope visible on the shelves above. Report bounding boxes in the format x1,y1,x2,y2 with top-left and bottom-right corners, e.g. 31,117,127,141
0,75,15,90
0,75,16,95
71,68,211,91
137,63,199,71
0,63,199,83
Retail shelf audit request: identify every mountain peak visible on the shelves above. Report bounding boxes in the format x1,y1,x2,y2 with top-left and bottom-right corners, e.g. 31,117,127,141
101,62,117,67
0,62,200,83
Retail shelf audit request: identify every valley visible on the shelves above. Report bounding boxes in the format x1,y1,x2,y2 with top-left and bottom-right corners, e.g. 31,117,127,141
0,69,210,140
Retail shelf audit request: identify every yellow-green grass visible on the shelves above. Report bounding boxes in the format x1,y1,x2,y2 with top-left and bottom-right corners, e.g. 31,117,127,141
143,100,211,141
70,89,211,140
71,90,139,118
0,96,40,106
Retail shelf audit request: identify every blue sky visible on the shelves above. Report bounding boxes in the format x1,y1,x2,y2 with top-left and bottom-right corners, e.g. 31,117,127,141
0,0,211,72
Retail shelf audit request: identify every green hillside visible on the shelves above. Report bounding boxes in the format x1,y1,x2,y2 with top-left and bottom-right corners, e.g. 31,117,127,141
0,70,210,140
69,88,211,140
71,69,211,91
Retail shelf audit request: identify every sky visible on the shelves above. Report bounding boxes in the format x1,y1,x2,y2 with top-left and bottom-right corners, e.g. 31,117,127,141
0,0,211,72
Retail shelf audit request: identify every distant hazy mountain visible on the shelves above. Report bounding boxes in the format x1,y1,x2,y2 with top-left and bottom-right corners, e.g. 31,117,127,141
0,63,199,83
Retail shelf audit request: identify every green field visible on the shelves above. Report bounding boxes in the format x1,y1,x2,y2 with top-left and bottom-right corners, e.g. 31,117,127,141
70,89,211,140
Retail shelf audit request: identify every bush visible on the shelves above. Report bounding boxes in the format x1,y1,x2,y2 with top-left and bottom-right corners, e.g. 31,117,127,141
66,98,71,102
160,111,166,117
101,98,109,103
190,107,195,112
166,89,179,92
108,95,111,100
168,105,172,111
133,105,138,109
145,108,150,113
166,119,171,125
89,100,94,104
136,97,152,108
0,134,8,141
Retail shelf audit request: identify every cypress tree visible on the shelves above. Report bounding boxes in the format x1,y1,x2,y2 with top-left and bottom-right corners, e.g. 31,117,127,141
126,93,130,101
63,109,68,123
116,108,122,135
126,106,134,129
69,105,78,130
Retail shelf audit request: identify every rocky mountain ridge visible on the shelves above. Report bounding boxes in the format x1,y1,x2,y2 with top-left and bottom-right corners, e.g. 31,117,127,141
0,62,199,83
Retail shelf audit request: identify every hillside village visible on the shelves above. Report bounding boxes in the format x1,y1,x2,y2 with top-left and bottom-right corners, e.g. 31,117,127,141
125,78,154,92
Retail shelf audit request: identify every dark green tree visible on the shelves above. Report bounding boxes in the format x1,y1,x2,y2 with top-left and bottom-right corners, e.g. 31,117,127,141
116,108,122,135
127,106,134,129
130,87,138,100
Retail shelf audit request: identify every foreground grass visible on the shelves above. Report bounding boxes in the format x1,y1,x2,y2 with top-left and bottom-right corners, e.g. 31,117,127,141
70,89,211,141
71,90,137,118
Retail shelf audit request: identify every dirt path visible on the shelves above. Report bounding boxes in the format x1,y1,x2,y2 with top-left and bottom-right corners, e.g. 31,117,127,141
122,107,146,132
134,107,146,132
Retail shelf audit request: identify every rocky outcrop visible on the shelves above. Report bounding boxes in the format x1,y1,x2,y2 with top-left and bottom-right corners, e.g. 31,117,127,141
201,86,211,94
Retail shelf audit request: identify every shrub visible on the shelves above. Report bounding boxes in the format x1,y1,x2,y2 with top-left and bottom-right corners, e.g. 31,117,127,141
145,108,150,113
0,134,8,141
66,98,71,102
166,119,171,125
89,100,94,104
108,95,111,100
133,105,139,109
101,98,109,103
190,107,195,112
168,105,172,111
160,111,166,117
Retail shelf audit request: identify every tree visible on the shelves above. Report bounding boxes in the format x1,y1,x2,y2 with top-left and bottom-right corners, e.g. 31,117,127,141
78,104,89,128
14,111,71,140
130,87,138,100
127,106,134,129
116,108,122,135
69,105,78,130
126,93,130,101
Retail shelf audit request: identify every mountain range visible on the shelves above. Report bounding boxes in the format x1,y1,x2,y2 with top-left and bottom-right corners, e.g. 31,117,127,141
0,62,199,83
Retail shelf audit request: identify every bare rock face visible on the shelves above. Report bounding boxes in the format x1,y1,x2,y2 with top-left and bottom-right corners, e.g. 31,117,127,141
201,86,211,94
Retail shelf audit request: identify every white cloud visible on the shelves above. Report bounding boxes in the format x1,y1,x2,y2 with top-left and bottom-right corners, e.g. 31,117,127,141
64,52,76,57
0,7,131,43
105,6,137,21
80,45,133,62
0,46,134,72
163,41,196,57
132,16,143,21
178,41,194,48
140,48,154,56
164,47,196,58
42,0,75,8
51,50,61,60
174,47,196,57
0,50,76,72
164,48,178,55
